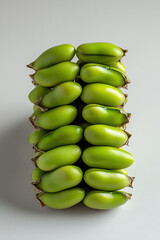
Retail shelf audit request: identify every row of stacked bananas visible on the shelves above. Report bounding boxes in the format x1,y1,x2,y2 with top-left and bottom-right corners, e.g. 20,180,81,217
27,43,134,210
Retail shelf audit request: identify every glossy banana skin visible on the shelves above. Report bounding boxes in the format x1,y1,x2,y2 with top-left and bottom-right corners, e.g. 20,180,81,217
80,63,130,87
33,105,77,130
84,125,130,148
82,146,134,169
37,187,85,209
76,43,126,65
81,83,126,107
32,62,79,87
84,168,134,191
27,44,75,70
36,125,83,151
39,81,82,108
82,104,131,127
107,61,126,73
37,145,81,171
35,165,83,192
83,191,131,210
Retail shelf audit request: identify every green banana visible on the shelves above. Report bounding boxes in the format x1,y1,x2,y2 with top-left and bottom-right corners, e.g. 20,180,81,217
37,187,85,209
83,191,131,209
27,44,75,70
84,168,134,191
35,165,83,192
76,42,127,65
31,105,77,130
35,125,83,151
84,125,131,147
38,81,82,108
31,62,79,87
82,146,134,169
36,145,81,171
80,63,130,88
81,83,127,107
28,129,48,145
28,85,49,104
82,104,131,127
31,167,45,183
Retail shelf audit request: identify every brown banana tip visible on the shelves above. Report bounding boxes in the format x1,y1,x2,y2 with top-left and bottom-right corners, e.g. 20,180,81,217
29,116,41,131
128,177,135,188
122,73,131,84
29,73,35,80
32,143,45,154
31,155,40,167
36,194,45,207
26,62,33,69
123,193,132,199
32,80,39,87
31,158,38,167
122,49,128,57
122,83,128,90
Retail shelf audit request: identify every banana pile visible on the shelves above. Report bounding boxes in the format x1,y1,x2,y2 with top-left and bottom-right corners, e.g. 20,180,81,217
27,43,134,210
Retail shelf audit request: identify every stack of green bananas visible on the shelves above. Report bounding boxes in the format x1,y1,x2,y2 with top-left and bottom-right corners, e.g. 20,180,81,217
27,43,134,210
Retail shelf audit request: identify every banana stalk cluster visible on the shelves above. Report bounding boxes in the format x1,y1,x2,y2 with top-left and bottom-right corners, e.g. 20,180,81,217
27,43,134,210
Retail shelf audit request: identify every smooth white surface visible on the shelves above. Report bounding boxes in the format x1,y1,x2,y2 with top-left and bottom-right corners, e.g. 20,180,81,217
0,0,160,239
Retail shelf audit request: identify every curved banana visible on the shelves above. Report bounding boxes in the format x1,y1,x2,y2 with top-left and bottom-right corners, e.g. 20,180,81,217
31,105,77,130
31,62,79,87
76,42,127,64
83,191,131,209
35,125,83,151
27,44,75,70
34,165,83,192
37,187,85,209
82,104,131,127
84,168,134,191
84,124,131,148
82,146,134,169
80,63,130,88
81,83,127,107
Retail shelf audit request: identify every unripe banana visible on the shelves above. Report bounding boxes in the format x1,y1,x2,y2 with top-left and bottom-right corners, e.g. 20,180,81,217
34,165,83,193
31,167,45,183
82,104,131,127
28,129,48,145
82,146,134,169
76,42,127,65
27,44,75,70
83,191,131,209
84,125,131,148
38,81,82,108
35,125,83,151
37,187,85,209
28,85,49,104
31,62,79,87
31,105,77,130
80,63,130,88
84,168,134,191
36,145,81,171
81,83,127,107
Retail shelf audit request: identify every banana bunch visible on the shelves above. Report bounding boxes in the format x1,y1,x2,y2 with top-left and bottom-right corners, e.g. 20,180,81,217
27,43,134,210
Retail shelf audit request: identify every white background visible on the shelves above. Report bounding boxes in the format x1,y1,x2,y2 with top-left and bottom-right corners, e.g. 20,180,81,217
0,0,160,239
